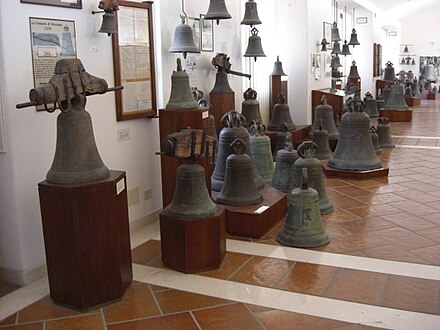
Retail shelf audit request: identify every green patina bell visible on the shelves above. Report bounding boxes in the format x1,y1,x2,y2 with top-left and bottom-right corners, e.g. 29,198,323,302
277,168,330,248
249,121,274,184
364,92,379,118
166,58,198,110
241,87,263,130
271,134,298,193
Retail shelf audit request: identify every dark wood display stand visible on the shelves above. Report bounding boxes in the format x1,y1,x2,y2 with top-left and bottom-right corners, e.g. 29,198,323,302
266,125,312,149
212,185,287,239
269,75,288,121
159,108,213,208
159,207,226,273
375,79,390,98
427,93,439,100
406,97,421,106
322,163,389,179
311,89,345,123
210,92,235,135
379,109,413,122
38,171,132,312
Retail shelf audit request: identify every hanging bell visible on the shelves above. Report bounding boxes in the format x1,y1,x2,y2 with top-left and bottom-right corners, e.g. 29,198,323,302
98,12,117,36
320,38,329,52
341,40,351,56
328,97,382,171
271,56,287,76
331,41,342,55
333,54,343,68
272,123,290,161
331,22,341,42
348,61,360,80
411,58,416,66
241,0,262,27
267,93,296,131
370,126,382,155
422,64,437,82
411,79,422,98
205,0,232,25
277,167,330,248
249,121,274,184
403,45,409,53
363,92,379,117
271,134,299,193
383,61,396,81
376,117,395,148
166,58,198,110
241,88,263,130
348,28,360,47
292,142,334,215
244,27,266,62
310,95,339,143
312,125,333,160
211,111,265,191
400,57,406,65
216,138,263,206
169,16,200,59
384,81,409,110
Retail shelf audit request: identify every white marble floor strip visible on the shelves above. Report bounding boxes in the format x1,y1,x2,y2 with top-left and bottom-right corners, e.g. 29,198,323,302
136,265,440,330
395,145,440,149
226,239,440,281
392,135,440,139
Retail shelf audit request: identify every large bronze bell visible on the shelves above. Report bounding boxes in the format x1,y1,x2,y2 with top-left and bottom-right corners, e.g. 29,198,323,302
241,0,262,26
271,56,287,76
312,126,333,160
244,27,266,62
211,111,265,191
381,83,392,105
168,17,200,59
277,168,330,248
370,126,382,155
363,92,379,117
328,98,382,171
383,61,396,81
271,134,298,193
205,0,232,25
377,117,395,148
166,58,198,110
267,93,296,131
422,64,437,82
272,123,290,160
411,79,422,98
249,121,274,184
216,138,263,206
292,142,334,215
241,88,263,130
384,80,409,110
310,95,339,143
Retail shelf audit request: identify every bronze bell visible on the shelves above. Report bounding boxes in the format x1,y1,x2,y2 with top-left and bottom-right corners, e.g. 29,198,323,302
383,61,396,81
244,27,266,62
332,41,342,55
292,142,334,215
310,95,339,143
341,97,352,117
277,168,330,248
341,40,351,56
211,111,265,191
216,138,263,206
348,28,360,46
272,123,290,161
348,61,360,80
404,85,413,98
241,87,263,130
271,134,299,193
320,38,329,52
168,17,200,59
363,92,379,117
205,0,232,25
384,81,409,110
98,12,117,36
211,70,234,94
267,93,296,131
166,58,198,110
377,117,395,148
271,56,287,76
422,64,437,82
411,79,422,98
249,121,274,184
241,0,262,27
370,126,382,155
331,54,343,68
328,98,382,171
381,83,392,105
312,126,333,160
331,22,341,42
376,94,385,110
334,112,341,130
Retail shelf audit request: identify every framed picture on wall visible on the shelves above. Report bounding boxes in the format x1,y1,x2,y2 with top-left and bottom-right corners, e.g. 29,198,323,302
21,0,82,9
200,15,214,52
323,22,332,50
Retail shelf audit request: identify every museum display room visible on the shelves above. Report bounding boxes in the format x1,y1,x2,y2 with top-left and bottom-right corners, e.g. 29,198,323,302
0,0,440,329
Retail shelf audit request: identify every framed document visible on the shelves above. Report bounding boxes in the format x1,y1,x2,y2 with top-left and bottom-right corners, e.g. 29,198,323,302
200,15,214,52
112,1,157,121
21,0,82,9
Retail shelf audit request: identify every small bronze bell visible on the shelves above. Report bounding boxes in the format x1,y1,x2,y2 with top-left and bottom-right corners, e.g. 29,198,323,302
331,22,341,42
348,28,360,46
168,16,200,59
166,58,198,110
363,92,379,117
376,94,385,110
241,0,262,27
292,142,334,215
216,138,263,206
98,12,117,36
347,61,360,80
267,93,296,131
310,95,339,143
411,79,422,98
370,126,382,155
341,40,351,56
277,168,330,248
205,0,232,25
404,85,413,98
271,56,287,76
312,125,333,160
249,121,274,184
377,117,395,148
383,61,396,81
271,134,299,193
331,41,342,55
384,81,409,110
241,88,263,130
272,123,290,161
244,27,266,62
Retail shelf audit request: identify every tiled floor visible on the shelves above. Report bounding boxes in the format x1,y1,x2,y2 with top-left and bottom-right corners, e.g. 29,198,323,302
1,99,440,329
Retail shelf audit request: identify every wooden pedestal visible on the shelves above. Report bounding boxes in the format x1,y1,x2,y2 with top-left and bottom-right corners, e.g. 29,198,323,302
159,108,213,208
427,93,438,100
322,163,389,179
379,109,412,122
213,185,287,239
405,97,421,106
266,125,312,149
311,89,345,124
376,79,391,98
210,92,235,135
159,207,226,273
269,75,288,121
38,171,132,311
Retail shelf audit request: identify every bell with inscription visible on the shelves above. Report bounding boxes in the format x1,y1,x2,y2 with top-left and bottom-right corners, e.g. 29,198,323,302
241,88,263,130
267,93,296,131
249,122,274,184
384,80,409,111
292,142,334,215
216,138,263,206
166,58,198,110
277,168,330,248
312,126,333,160
370,126,382,155
328,98,382,171
383,61,396,81
376,117,395,148
271,134,299,193
363,92,379,117
310,95,339,144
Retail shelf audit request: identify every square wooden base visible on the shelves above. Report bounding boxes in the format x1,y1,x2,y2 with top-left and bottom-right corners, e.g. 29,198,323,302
405,97,421,106
379,109,412,122
427,93,439,100
160,207,226,274
322,162,389,179
213,185,287,239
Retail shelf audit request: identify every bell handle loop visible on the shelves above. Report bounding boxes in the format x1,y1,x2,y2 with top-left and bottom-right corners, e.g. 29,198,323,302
297,141,318,159
58,76,72,113
301,168,309,190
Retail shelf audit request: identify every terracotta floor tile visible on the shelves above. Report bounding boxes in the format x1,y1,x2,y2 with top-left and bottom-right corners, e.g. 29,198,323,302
0,280,20,298
150,284,171,292
345,204,400,218
323,222,354,238
355,193,407,205
154,289,233,314
364,183,410,194
426,190,440,198
245,304,275,314
146,256,167,269
324,179,351,188
45,313,104,330
421,213,440,225
253,238,281,246
382,275,440,314
322,208,362,223
373,227,436,250
0,323,43,329
192,303,264,330
400,181,440,192
257,310,349,330
423,201,440,211
341,179,385,188
326,269,388,305
333,185,373,197
411,244,440,265
417,226,440,243
131,239,161,265
107,312,198,330
336,217,394,234
325,233,388,253
380,213,438,231
229,256,293,287
330,195,367,209
360,244,424,264
387,200,439,216
274,262,338,295
260,222,286,240
0,314,17,326
382,175,414,184
404,173,440,183
103,283,160,324
198,252,253,280
388,168,417,176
